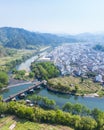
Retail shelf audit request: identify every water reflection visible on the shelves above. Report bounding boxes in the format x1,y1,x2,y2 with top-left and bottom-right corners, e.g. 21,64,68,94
74,95,79,100
33,88,104,111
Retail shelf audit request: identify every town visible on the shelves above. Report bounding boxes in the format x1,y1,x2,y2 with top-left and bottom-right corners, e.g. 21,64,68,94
47,43,104,82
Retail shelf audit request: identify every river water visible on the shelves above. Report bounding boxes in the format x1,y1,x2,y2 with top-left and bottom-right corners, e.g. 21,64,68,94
16,55,38,72
1,53,104,111
36,88,104,110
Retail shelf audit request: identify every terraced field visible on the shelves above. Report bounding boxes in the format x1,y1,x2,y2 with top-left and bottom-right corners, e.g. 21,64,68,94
0,116,73,130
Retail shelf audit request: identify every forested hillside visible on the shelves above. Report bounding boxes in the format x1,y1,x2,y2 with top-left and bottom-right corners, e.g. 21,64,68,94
0,27,77,49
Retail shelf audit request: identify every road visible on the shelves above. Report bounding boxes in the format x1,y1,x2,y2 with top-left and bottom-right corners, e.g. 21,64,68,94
2,81,33,91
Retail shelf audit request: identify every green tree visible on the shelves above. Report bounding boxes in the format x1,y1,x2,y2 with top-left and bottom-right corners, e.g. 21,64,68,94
77,117,97,130
0,102,7,114
62,102,73,113
81,77,84,83
31,61,60,80
0,71,8,89
75,85,79,92
29,72,34,78
0,96,2,101
91,108,104,129
73,104,83,115
18,70,26,76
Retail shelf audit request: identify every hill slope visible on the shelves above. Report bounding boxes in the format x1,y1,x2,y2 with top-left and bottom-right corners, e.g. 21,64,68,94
0,45,17,57
0,116,73,130
0,27,76,49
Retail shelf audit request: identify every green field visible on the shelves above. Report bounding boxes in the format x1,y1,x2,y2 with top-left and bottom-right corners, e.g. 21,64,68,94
0,116,73,130
0,49,36,66
0,46,50,65
48,76,102,95
0,46,50,72
0,48,37,72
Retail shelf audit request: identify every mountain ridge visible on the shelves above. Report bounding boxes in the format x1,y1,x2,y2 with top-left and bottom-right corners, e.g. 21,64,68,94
1,27,104,49
0,27,77,49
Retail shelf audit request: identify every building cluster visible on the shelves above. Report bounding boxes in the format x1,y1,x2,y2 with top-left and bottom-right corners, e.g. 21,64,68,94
47,43,104,82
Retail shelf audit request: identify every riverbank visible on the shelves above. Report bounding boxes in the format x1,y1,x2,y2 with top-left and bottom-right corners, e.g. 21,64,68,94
46,85,72,94
0,49,37,72
1,77,104,111
46,85,100,97
2,78,32,91
84,93,99,97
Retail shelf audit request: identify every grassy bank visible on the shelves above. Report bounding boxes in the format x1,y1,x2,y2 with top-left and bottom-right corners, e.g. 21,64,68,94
0,49,36,72
48,76,102,95
0,46,50,72
0,49,36,65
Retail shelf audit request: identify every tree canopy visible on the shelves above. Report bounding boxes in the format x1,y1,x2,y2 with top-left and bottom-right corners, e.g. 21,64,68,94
0,71,8,89
31,61,60,80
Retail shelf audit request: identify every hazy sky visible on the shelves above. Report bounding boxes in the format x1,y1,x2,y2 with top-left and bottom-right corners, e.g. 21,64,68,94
0,0,104,34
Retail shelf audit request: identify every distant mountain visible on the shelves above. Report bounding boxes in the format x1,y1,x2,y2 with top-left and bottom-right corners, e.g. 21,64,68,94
1,27,104,49
0,27,77,49
57,32,104,43
75,32,104,43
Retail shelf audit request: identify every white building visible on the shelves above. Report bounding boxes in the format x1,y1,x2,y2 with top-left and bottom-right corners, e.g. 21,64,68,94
95,74,103,82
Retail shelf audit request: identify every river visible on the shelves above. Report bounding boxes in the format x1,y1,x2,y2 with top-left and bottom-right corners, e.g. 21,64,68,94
16,55,38,72
16,49,48,72
1,52,104,111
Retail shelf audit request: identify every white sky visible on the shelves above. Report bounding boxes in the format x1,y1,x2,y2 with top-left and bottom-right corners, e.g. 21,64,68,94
0,0,104,34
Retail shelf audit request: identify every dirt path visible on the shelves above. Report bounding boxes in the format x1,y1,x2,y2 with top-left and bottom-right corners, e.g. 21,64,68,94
9,121,16,130
0,116,15,128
